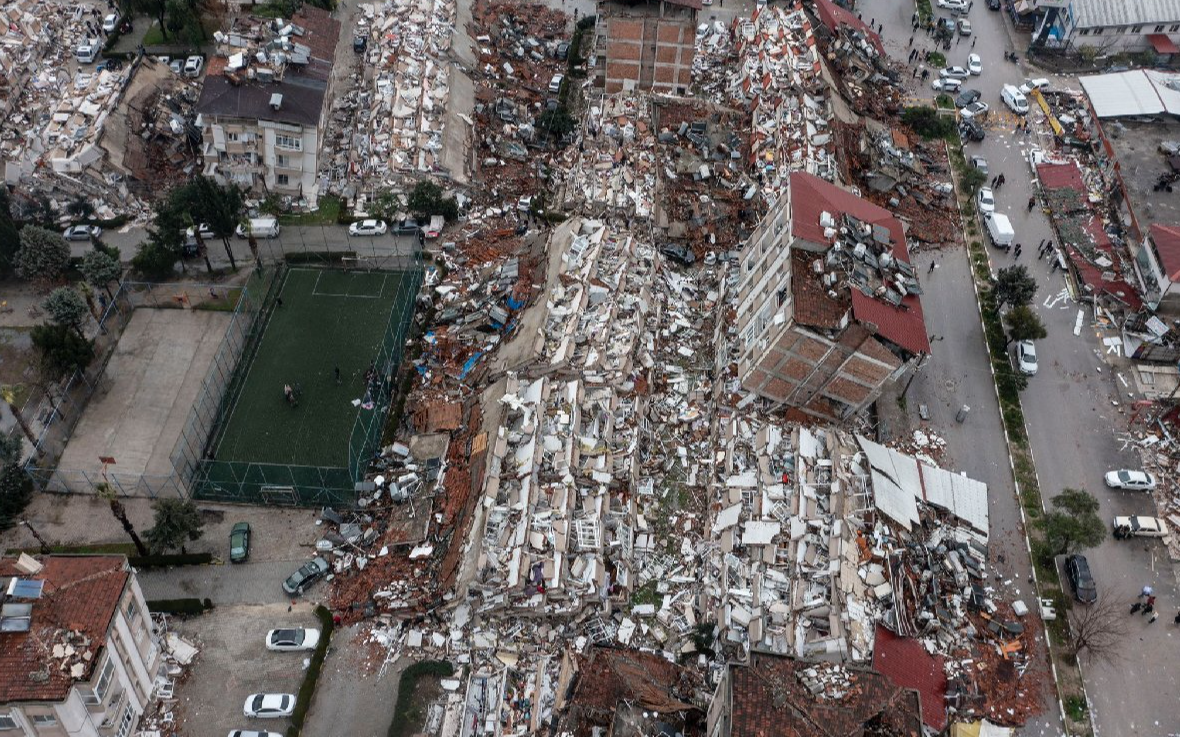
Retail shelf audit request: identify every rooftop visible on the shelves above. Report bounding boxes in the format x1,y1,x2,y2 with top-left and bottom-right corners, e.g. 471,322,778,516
0,556,128,704
1070,0,1180,29
1150,223,1180,280
872,626,948,731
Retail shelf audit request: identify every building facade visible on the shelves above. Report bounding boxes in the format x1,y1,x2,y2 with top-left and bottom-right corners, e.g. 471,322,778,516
734,172,928,422
1040,0,1180,53
601,0,698,95
0,555,161,737
196,6,340,206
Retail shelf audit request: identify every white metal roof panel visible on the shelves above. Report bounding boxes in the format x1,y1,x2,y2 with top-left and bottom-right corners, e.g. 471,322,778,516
856,436,919,531
1072,0,1180,28
1079,71,1164,117
1144,70,1180,114
919,463,990,539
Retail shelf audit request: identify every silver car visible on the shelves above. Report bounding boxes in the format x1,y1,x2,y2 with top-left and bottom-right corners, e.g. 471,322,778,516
242,694,295,719
1104,469,1156,491
63,225,102,241
1016,340,1037,375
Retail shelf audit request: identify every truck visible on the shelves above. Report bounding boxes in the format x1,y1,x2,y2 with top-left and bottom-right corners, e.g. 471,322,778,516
985,212,1014,249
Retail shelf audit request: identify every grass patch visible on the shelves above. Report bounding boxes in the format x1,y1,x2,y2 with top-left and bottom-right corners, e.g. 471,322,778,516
1065,694,1087,721
194,287,243,312
389,661,455,737
7,541,139,556
278,195,343,226
287,605,335,736
928,51,947,69
141,25,165,46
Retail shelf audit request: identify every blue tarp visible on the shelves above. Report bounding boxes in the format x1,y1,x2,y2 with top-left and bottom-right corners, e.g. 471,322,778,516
459,352,484,379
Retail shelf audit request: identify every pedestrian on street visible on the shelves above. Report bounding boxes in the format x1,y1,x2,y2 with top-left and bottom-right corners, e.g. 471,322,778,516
972,37,977,48
909,36,914,47
1145,595,1157,611
1174,610,1180,624
925,49,931,61
913,68,919,79
1131,601,1144,614
334,366,342,385
276,297,284,308
1141,585,1154,598
1028,196,1037,212
1149,611,1159,623
969,0,973,9
1144,602,1156,616
991,175,998,187
1039,238,1047,249
956,34,962,44
921,69,929,81
997,173,1005,187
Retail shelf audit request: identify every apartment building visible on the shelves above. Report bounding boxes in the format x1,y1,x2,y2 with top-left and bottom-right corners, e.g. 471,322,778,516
1040,0,1180,53
0,555,161,737
734,172,929,421
196,6,340,206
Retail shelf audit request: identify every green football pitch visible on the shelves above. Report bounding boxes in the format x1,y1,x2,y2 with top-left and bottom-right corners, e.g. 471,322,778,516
212,268,409,468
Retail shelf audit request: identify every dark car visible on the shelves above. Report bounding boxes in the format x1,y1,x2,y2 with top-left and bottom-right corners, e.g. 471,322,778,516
555,41,570,60
353,35,367,53
1065,554,1097,603
955,89,982,108
282,557,329,595
229,522,251,563
986,0,1001,8
959,119,985,141
395,219,421,236
660,243,696,266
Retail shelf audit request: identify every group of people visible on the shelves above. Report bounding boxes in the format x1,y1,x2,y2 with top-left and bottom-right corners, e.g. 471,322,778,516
1130,585,1180,624
282,383,301,407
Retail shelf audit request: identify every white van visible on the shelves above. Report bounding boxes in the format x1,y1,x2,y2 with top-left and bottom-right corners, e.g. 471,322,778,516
235,217,281,239
76,40,100,64
1001,84,1029,115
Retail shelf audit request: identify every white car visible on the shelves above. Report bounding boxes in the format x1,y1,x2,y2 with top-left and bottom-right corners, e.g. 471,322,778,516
266,628,321,652
1104,469,1157,491
958,19,973,35
63,224,102,241
961,101,990,119
185,223,215,241
1016,340,1037,375
243,694,295,719
183,56,204,78
977,187,995,214
169,58,184,74
1019,77,1051,95
228,732,283,737
348,219,388,237
938,0,968,9
932,77,962,92
967,53,982,75
1113,515,1168,538
102,12,120,33
941,66,971,79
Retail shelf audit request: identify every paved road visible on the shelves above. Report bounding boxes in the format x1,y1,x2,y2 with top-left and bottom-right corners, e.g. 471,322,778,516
138,559,326,606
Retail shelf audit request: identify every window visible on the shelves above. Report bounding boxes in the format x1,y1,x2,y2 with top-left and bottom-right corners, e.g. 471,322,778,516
275,133,301,151
1079,28,1090,35
1093,26,1104,34
32,715,57,727
79,685,100,705
1171,24,1180,32
276,174,290,186
1156,24,1165,32
227,132,240,142
0,713,15,730
126,597,138,623
115,705,135,737
94,657,116,700
1132,26,1143,33
276,154,290,168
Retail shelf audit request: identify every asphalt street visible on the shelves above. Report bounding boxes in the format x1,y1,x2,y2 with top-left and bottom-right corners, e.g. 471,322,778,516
882,2,1180,735
138,558,326,606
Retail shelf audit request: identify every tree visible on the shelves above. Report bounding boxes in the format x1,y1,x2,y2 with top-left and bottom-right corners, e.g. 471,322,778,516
992,265,1037,310
961,167,987,195
119,0,168,39
1036,488,1106,558
31,323,95,378
14,226,70,282
94,483,149,557
0,189,20,278
66,197,95,221
901,106,955,139
0,385,36,448
1003,305,1048,347
0,462,33,534
537,107,577,140
369,188,402,224
79,250,122,300
42,287,89,338
0,432,21,467
145,498,205,553
174,178,244,270
131,238,180,280
1067,596,1128,664
406,180,459,222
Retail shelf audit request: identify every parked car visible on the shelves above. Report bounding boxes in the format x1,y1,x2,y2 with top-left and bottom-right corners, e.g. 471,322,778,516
958,19,972,35
548,74,564,94
970,155,989,175
932,77,962,92
282,557,329,595
102,12,120,33
1113,515,1168,539
63,224,102,241
1016,340,1037,375
1065,555,1097,603
183,56,204,78
661,243,696,266
941,66,971,79
554,41,570,60
353,35,367,53
977,187,995,215
348,219,388,237
1019,77,1051,95
937,0,968,10
967,53,982,75
955,89,982,108
169,58,184,74
229,522,251,563
243,694,295,719
185,223,216,242
960,101,990,119
395,219,421,235
959,119,985,141
266,628,321,652
1104,469,1157,491
986,0,1001,8
228,731,283,737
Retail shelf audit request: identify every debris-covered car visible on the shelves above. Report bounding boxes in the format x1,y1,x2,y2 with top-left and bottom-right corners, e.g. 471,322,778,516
282,557,329,595
660,243,696,266
1113,516,1168,538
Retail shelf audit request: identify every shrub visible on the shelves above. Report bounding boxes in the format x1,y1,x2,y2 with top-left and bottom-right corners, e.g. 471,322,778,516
14,226,70,281
286,605,336,736
901,106,955,139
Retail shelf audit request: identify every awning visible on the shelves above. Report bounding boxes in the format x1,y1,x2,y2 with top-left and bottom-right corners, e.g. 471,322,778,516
1149,34,1180,54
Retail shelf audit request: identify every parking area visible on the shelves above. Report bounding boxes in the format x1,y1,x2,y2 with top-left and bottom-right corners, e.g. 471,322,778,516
169,602,321,737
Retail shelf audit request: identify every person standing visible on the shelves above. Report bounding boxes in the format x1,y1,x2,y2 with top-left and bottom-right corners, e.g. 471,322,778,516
1028,195,1037,212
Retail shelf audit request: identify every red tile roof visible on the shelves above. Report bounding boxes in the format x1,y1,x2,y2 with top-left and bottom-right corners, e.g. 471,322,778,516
730,653,922,737
1036,162,1085,193
0,556,128,703
812,0,885,54
850,290,931,355
563,647,701,737
1150,223,1180,280
872,626,948,731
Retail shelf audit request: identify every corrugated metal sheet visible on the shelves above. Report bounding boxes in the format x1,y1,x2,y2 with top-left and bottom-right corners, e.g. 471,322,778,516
1073,0,1180,28
856,436,919,531
919,463,989,539
1079,70,1165,116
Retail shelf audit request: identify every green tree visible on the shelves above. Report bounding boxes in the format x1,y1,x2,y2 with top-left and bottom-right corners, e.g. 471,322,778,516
1036,488,1106,558
406,181,459,222
0,385,36,448
369,188,402,224
0,432,21,467
961,167,987,195
901,106,955,138
0,189,20,278
174,178,244,270
0,462,33,534
42,288,89,338
79,250,122,300
31,323,95,378
145,498,205,553
119,0,168,39
14,226,70,282
95,483,149,557
1003,305,1048,347
537,107,577,139
992,265,1037,310
131,238,180,280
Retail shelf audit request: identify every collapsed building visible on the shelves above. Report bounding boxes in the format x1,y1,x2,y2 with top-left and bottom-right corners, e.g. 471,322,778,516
599,0,699,96
195,5,341,206
734,171,929,422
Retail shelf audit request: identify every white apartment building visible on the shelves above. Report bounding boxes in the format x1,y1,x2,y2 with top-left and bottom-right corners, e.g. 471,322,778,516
0,555,162,737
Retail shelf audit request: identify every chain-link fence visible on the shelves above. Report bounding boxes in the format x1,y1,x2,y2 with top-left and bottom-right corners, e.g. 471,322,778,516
189,229,423,272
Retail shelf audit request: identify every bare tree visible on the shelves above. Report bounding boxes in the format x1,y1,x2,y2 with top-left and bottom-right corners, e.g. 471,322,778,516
1067,596,1129,664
